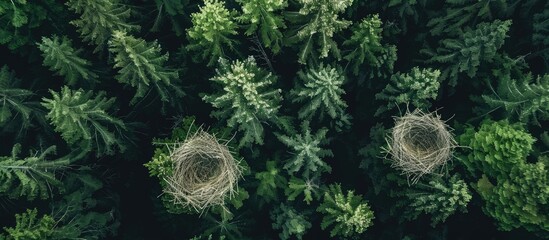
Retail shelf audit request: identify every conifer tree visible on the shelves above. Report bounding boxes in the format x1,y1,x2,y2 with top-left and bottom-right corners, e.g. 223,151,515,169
255,161,287,202
37,35,98,86
284,177,320,204
0,66,37,130
285,0,354,63
66,0,138,52
425,20,511,86
317,184,374,238
109,30,184,105
375,67,441,116
276,121,333,179
186,0,238,66
152,0,188,35
291,64,350,129
271,204,311,240
2,209,57,239
0,144,67,200
236,0,287,53
343,15,384,76
41,87,127,156
203,57,283,147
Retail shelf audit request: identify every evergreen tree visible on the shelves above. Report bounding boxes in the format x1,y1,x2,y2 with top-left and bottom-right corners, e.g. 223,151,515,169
41,86,127,156
0,66,37,131
236,0,287,53
317,184,374,239
276,121,333,179
0,144,67,200
425,20,511,86
109,30,184,106
152,0,188,35
343,15,384,76
285,0,354,63
186,0,238,66
203,57,283,147
2,209,57,240
291,63,350,129
375,67,441,116
37,35,97,86
66,0,138,52
271,204,311,240
284,177,321,204
255,160,287,203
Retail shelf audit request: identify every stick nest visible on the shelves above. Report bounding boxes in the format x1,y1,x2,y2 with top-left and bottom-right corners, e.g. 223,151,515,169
385,110,456,183
164,129,242,211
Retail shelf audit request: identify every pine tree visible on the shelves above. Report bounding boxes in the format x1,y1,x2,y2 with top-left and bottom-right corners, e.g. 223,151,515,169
317,184,374,239
37,35,98,86
482,73,549,126
109,30,184,106
186,0,238,66
0,144,67,200
425,20,511,86
152,0,188,35
285,0,354,63
2,209,57,240
236,0,287,53
66,0,138,52
271,204,311,240
342,15,384,76
203,57,283,147
41,86,127,156
426,0,509,36
375,67,441,116
284,177,321,204
255,161,287,202
0,66,36,130
398,174,472,226
291,64,350,129
533,4,549,69
276,121,333,179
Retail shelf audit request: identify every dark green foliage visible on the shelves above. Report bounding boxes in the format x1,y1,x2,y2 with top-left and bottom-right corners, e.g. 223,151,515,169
37,36,97,86
458,119,535,178
375,67,441,116
533,4,549,67
317,184,374,238
476,162,549,232
483,73,549,126
0,66,35,130
236,0,287,53
109,30,184,105
285,0,354,63
426,0,508,36
255,161,287,202
2,209,56,240
284,177,320,204
41,86,127,156
186,0,238,66
398,174,472,226
203,57,283,147
343,15,384,76
425,20,511,86
291,64,350,128
0,144,67,200
276,121,333,179
271,204,311,240
152,0,188,35
66,0,138,52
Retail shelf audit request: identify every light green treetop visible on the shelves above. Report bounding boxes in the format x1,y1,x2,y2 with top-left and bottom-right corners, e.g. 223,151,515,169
343,15,384,76
236,0,287,53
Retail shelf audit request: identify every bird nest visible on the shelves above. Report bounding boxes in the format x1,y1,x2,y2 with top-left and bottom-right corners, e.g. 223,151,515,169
164,129,242,212
385,110,456,183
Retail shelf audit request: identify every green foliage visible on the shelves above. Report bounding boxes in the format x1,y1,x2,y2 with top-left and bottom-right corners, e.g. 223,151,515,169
482,73,549,126
361,44,398,85
2,209,56,240
375,67,441,116
426,0,508,36
0,66,35,130
317,184,374,238
236,0,287,53
425,20,511,86
276,121,333,179
458,119,535,178
533,4,549,67
37,35,97,86
291,64,350,128
0,144,67,200
41,86,127,156
284,177,320,205
285,0,354,63
203,57,283,147
186,0,238,66
152,0,188,35
476,162,549,232
109,30,184,105
271,204,311,240
66,0,138,52
399,174,472,226
342,15,384,76
255,161,287,202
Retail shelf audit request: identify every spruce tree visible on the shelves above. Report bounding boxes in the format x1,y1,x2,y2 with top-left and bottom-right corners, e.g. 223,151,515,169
236,0,287,53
